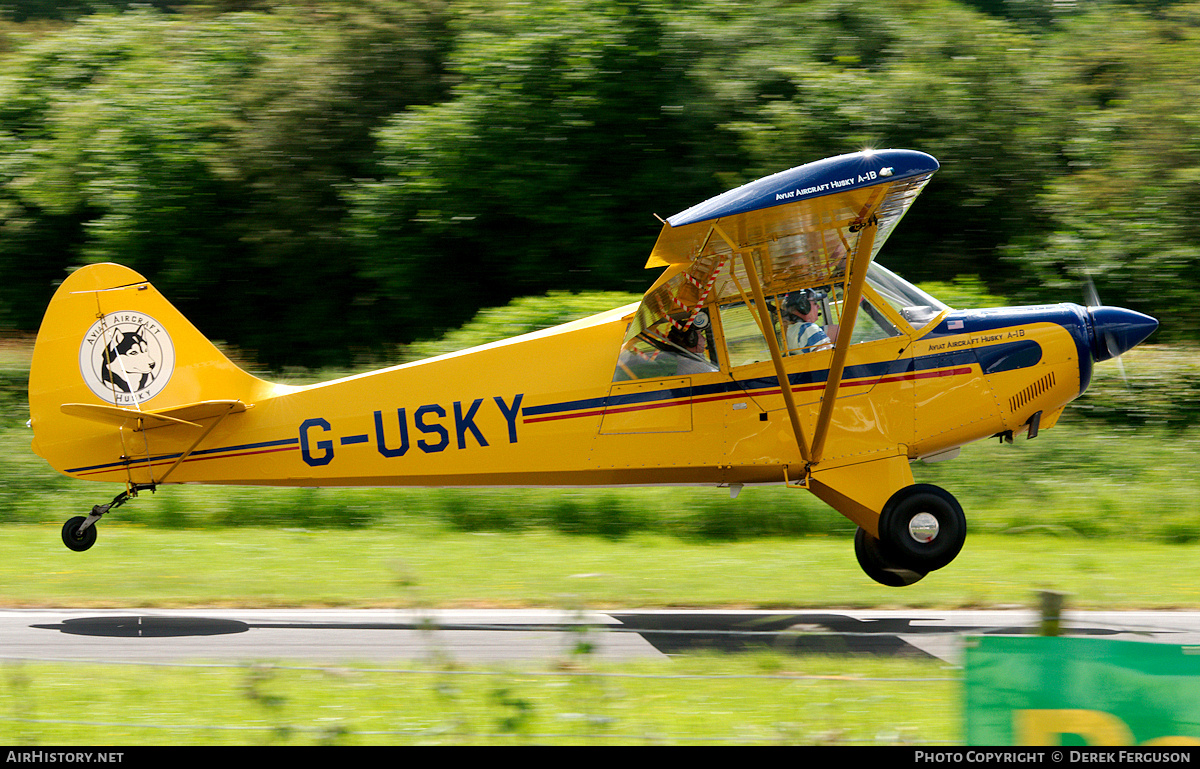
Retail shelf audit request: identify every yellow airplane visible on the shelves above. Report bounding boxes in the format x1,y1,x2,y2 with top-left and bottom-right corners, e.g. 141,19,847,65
27,149,1157,586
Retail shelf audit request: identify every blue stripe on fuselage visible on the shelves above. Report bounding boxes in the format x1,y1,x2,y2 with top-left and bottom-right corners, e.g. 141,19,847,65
66,436,300,474
522,339,1036,421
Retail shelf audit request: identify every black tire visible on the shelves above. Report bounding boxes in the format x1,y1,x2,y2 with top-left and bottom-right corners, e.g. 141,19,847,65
854,527,926,587
877,484,966,573
62,516,97,552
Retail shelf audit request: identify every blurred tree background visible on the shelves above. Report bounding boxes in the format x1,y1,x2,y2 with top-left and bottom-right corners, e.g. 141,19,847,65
0,0,1195,368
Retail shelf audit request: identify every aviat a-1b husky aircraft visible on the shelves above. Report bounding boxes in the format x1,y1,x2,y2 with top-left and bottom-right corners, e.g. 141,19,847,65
28,149,1158,585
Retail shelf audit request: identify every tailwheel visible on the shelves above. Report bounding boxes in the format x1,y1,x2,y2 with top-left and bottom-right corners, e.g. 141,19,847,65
854,527,926,587
60,484,155,552
876,483,966,573
62,516,97,552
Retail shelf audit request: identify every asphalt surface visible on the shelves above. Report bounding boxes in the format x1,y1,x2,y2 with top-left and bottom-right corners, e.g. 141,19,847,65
4,608,1200,665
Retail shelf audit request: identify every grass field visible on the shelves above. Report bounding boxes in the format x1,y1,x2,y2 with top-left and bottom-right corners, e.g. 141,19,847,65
0,654,960,745
4,525,1200,609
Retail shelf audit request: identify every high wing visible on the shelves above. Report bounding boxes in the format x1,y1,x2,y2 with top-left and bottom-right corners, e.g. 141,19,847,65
638,148,938,332
624,149,939,476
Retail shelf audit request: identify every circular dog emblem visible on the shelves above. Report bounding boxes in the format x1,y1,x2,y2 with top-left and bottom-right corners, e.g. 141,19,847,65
79,312,175,405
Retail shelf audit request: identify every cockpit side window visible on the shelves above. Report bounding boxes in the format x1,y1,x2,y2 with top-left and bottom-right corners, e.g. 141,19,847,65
613,311,719,382
716,283,900,371
849,292,902,344
718,302,772,367
611,256,927,381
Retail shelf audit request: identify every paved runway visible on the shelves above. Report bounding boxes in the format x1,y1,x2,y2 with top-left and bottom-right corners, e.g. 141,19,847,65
4,608,1200,665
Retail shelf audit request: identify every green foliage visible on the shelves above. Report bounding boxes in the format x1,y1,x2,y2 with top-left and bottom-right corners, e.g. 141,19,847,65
403,290,640,361
1,0,1199,363
0,2,450,365
1069,345,1200,430
411,487,843,541
348,0,725,343
917,276,1010,309
996,3,1200,339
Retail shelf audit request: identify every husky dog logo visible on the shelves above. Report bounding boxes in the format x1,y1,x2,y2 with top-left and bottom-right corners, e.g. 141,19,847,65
79,312,175,405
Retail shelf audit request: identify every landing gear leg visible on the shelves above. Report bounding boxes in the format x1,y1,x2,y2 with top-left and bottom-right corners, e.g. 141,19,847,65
61,484,155,552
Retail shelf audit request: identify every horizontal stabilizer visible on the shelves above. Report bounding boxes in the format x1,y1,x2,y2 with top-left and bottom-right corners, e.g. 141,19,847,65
152,399,250,424
61,399,248,432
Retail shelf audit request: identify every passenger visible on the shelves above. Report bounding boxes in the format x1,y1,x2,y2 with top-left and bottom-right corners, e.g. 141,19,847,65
667,324,717,374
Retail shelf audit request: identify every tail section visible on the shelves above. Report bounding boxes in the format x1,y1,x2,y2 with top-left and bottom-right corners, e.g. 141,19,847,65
29,263,277,483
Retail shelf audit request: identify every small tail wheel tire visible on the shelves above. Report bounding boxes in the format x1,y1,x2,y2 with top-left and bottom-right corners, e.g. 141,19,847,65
877,484,966,573
62,516,97,552
854,527,926,587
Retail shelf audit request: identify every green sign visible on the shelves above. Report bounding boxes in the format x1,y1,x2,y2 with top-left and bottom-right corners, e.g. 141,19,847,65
964,635,1200,746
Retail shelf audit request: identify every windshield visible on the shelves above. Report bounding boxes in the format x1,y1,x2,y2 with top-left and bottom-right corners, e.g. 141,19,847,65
866,263,949,329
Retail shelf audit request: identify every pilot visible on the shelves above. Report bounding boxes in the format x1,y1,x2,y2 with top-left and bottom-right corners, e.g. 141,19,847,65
784,290,833,353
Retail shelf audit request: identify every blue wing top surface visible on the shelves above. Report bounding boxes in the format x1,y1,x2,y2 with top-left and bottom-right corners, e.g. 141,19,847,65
666,149,938,228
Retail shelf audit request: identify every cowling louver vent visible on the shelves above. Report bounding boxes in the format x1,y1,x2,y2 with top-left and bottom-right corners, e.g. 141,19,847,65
1010,372,1056,413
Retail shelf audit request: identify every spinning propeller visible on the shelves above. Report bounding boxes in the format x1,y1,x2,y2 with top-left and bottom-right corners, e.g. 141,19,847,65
1082,274,1158,380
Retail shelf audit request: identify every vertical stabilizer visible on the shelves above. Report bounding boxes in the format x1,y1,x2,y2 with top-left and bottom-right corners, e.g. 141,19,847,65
28,263,278,481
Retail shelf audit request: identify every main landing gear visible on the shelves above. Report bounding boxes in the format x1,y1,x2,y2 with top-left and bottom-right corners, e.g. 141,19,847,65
61,484,155,552
854,484,966,587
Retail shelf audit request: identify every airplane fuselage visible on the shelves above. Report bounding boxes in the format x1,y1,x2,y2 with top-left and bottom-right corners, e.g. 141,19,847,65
46,299,1096,496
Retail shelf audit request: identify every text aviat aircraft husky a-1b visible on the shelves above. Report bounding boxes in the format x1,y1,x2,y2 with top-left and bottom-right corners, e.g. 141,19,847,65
28,149,1158,585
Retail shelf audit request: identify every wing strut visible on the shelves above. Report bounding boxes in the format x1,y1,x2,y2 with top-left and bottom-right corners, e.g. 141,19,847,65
809,216,880,465
715,194,886,480
713,223,811,466
151,400,245,485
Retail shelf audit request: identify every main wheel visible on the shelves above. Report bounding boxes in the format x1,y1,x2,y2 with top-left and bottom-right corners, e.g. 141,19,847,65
62,516,97,552
877,484,966,573
854,527,926,586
